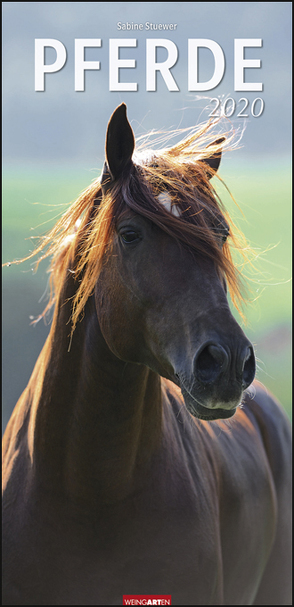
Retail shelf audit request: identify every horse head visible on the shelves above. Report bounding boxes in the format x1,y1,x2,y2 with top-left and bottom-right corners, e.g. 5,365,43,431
95,104,255,421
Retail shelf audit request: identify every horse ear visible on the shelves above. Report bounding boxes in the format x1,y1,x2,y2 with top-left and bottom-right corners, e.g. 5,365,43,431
200,137,225,177
105,103,135,182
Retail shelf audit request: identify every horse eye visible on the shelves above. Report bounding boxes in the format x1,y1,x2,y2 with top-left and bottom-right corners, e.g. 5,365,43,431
120,230,141,244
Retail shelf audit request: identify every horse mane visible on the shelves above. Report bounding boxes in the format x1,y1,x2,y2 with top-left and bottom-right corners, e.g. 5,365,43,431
5,119,250,335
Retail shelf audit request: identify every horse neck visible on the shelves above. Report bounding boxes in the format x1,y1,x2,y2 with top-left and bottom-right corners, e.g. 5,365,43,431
28,279,163,508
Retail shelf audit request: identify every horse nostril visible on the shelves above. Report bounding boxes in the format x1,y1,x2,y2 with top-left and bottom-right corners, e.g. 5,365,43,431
241,346,255,389
194,343,255,389
195,344,229,383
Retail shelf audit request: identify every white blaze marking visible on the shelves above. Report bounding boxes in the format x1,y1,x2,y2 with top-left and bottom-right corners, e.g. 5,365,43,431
157,192,181,217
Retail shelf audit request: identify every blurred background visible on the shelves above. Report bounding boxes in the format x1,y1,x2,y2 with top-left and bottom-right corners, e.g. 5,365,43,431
2,2,292,430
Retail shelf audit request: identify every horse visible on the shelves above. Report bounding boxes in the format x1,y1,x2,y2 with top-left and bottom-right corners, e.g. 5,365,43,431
2,103,291,605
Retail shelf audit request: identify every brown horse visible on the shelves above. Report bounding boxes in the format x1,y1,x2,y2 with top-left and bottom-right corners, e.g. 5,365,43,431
2,104,291,605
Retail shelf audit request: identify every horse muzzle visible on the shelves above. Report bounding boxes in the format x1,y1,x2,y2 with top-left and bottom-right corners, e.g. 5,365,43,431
177,340,256,420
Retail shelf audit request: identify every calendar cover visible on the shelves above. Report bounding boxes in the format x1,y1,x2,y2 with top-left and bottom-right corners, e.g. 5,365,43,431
2,3,292,605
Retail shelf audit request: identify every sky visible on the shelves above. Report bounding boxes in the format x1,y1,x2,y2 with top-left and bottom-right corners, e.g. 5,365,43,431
2,2,292,168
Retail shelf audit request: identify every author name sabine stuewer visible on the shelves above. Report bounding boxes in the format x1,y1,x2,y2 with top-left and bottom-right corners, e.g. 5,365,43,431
117,22,178,31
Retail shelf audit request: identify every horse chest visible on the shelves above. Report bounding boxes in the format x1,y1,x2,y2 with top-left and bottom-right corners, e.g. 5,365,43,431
3,480,223,605
3,434,272,606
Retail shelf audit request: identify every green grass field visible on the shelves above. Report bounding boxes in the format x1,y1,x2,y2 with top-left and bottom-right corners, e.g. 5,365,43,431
2,161,292,428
